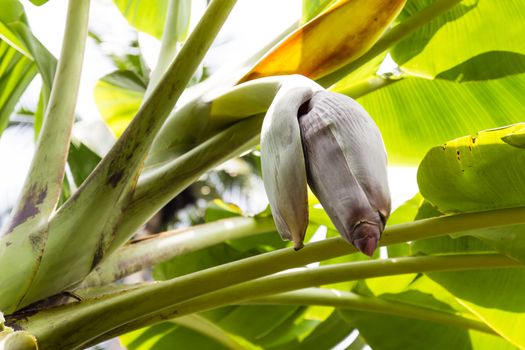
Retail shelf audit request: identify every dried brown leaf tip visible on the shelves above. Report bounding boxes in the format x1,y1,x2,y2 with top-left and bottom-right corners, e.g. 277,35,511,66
262,87,391,256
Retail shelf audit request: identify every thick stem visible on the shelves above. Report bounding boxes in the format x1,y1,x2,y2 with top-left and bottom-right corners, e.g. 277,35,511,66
112,75,319,251
0,0,90,314
108,114,263,251
59,254,518,349
2,0,90,235
145,254,518,323
317,0,463,87
95,204,525,286
246,288,496,335
334,76,401,99
15,0,238,311
81,216,276,287
11,202,525,346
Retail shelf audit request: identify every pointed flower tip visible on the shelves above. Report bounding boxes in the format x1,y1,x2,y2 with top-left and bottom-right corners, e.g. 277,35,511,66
351,223,381,256
353,237,378,257
293,241,305,251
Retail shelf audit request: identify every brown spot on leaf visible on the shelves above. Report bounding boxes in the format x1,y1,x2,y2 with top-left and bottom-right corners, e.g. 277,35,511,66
6,185,47,234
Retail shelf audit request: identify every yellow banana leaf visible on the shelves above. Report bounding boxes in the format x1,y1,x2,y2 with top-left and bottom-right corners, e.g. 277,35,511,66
240,0,406,82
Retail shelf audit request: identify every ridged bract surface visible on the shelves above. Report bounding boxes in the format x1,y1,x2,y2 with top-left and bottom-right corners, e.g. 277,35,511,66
299,91,391,255
261,87,314,249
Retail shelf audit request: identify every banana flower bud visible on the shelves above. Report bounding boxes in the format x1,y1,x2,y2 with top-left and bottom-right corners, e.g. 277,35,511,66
261,86,390,256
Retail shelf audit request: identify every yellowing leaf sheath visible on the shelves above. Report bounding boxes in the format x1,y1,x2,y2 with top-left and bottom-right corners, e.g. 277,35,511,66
240,0,406,82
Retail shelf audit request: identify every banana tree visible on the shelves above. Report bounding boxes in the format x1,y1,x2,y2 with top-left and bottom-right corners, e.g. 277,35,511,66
1,0,525,349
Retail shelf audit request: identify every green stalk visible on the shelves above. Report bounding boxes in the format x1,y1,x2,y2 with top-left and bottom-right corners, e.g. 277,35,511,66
10,203,525,345
317,0,463,87
139,254,518,324
144,18,299,165
94,204,525,286
108,114,263,251
144,75,283,167
0,0,90,314
246,288,496,335
333,75,402,99
86,203,525,302
144,0,190,98
12,0,239,312
112,75,318,251
1,0,89,235
98,204,525,297
81,216,276,287
20,254,517,349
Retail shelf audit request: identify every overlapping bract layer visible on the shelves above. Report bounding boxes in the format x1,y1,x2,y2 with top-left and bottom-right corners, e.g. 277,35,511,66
261,88,391,256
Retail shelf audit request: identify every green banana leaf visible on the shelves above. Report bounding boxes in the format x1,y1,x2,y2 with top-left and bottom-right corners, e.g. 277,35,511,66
288,311,355,349
435,51,525,82
113,0,191,40
340,307,515,350
425,269,525,350
0,0,29,55
413,238,525,349
94,69,145,137
0,0,56,137
120,307,357,350
121,321,237,350
0,41,36,135
340,268,516,349
417,124,525,262
28,0,48,5
418,124,525,213
402,181,525,349
392,0,525,79
353,73,525,164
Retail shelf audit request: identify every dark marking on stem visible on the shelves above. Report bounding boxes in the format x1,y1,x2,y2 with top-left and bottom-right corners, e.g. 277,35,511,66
456,150,461,160
4,320,24,331
5,185,48,234
5,241,11,247
91,240,105,270
107,170,124,188
471,136,477,144
106,140,143,187
29,233,43,252
145,118,155,134
6,292,79,327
